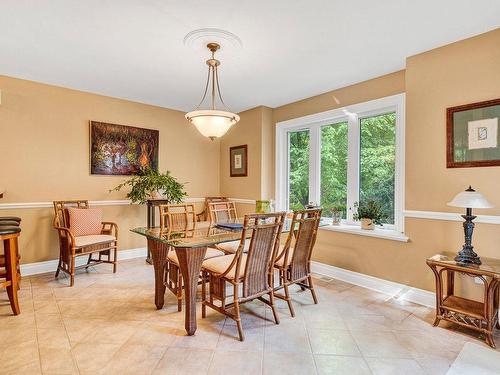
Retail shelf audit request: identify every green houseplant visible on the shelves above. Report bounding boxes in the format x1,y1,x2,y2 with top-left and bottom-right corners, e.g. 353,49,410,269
110,166,186,204
353,200,385,230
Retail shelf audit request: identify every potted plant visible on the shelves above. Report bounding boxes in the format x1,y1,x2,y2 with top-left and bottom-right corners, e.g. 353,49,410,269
353,200,385,230
330,205,344,225
110,166,186,204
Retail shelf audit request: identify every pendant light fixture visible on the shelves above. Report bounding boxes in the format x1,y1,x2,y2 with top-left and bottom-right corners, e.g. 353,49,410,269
185,42,239,140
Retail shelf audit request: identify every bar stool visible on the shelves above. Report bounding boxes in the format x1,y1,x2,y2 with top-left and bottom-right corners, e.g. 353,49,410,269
0,217,21,289
0,225,21,314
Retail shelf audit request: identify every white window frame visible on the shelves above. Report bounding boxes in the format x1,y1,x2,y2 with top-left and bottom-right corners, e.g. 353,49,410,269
275,93,406,235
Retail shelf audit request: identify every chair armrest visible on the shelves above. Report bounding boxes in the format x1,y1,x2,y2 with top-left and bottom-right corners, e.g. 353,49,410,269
53,226,76,249
196,210,206,222
101,222,118,238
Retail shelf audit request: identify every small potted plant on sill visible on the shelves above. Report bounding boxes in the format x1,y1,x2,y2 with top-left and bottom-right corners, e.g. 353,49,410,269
353,200,385,230
330,205,344,226
110,166,186,204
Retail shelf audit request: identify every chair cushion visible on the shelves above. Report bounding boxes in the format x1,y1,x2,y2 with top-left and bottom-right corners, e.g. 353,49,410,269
74,234,115,248
216,240,250,254
68,207,102,237
202,254,247,280
275,246,294,267
167,247,224,264
0,226,21,236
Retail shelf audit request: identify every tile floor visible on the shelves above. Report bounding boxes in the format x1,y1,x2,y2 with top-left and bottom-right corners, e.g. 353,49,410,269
0,257,496,375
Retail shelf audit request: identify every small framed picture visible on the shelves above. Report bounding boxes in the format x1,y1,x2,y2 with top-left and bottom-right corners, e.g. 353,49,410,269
230,145,248,177
447,98,500,168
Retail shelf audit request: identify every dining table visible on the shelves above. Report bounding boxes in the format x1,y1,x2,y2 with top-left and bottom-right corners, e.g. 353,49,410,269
131,217,328,336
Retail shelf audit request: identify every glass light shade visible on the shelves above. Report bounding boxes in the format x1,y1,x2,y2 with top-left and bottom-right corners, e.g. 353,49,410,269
185,109,240,139
447,189,494,209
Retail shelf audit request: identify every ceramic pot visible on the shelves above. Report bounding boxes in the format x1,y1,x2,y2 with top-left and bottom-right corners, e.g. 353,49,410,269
331,211,342,226
360,218,375,230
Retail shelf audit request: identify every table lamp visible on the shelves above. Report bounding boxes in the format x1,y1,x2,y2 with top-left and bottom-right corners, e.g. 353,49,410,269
447,186,494,265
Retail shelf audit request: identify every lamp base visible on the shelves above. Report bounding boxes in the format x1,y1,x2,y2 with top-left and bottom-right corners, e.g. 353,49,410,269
454,248,481,265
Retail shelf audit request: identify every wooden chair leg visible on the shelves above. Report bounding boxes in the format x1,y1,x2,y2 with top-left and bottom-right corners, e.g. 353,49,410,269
113,246,117,273
55,257,62,278
201,271,207,318
308,275,318,304
176,266,183,312
233,285,245,341
70,256,75,287
283,283,295,317
5,238,20,315
269,291,280,325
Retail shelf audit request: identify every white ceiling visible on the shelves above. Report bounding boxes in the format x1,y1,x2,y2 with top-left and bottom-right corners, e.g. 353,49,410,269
0,1,499,113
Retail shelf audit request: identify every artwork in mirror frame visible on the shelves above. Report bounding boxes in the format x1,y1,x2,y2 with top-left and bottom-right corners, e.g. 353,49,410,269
447,98,500,168
90,121,159,175
230,144,248,177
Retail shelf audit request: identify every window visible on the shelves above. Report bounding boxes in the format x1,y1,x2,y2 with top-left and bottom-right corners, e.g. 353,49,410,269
276,94,405,233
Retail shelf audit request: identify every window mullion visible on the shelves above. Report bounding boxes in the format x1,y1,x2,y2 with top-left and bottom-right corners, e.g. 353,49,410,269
309,125,321,206
346,114,360,222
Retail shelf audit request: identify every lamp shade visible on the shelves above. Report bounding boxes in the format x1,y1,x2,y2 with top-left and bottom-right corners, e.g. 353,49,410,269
185,109,239,139
447,186,494,209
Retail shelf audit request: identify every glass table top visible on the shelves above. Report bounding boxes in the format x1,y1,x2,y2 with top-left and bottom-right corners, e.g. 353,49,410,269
131,218,329,248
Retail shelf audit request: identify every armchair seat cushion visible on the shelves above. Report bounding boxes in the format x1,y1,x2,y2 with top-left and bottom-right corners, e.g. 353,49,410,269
74,234,116,248
167,247,224,265
202,254,247,280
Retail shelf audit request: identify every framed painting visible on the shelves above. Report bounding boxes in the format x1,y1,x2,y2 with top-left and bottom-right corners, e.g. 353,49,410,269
90,121,159,175
447,98,500,168
230,144,248,177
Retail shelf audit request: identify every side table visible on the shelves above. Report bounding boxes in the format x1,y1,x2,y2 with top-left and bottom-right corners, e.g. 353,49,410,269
427,252,500,348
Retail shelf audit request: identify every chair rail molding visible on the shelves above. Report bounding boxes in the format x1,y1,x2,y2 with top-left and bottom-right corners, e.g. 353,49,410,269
0,198,206,210
403,210,500,225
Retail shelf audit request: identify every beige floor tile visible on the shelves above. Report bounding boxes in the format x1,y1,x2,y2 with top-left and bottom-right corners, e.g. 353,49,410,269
82,319,142,345
39,346,79,374
126,320,180,346
0,340,40,374
264,320,311,353
314,355,371,375
308,329,361,356
35,312,64,329
208,350,263,375
37,327,72,349
100,343,167,375
263,351,317,375
152,347,214,375
171,320,223,349
62,317,107,345
365,357,425,375
217,322,265,351
351,330,412,359
71,341,121,374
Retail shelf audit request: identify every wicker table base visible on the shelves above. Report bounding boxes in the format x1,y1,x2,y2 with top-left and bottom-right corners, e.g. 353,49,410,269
147,238,207,335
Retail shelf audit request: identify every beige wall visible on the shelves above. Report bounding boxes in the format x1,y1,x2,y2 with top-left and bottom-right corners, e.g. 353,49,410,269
271,28,500,292
0,76,219,264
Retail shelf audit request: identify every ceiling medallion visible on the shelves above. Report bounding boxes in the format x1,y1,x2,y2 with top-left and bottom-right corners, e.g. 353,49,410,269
185,42,239,140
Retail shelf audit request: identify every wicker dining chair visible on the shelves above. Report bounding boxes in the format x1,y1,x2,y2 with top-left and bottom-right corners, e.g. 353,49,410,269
208,201,249,254
53,200,118,286
201,212,286,341
161,204,225,311
196,196,229,222
274,208,322,317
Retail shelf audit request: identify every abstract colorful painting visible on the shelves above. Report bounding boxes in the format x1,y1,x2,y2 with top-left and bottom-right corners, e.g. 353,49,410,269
90,121,159,175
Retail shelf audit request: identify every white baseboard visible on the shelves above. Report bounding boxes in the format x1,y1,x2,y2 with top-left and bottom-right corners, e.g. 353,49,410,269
20,247,147,277
311,261,435,308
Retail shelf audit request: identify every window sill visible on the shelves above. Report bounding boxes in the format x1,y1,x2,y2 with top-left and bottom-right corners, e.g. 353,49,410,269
319,223,409,242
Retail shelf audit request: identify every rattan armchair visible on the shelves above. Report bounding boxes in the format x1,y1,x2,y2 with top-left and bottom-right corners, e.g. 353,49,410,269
201,212,286,341
274,208,322,317
53,200,118,286
196,196,229,222
161,204,224,311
